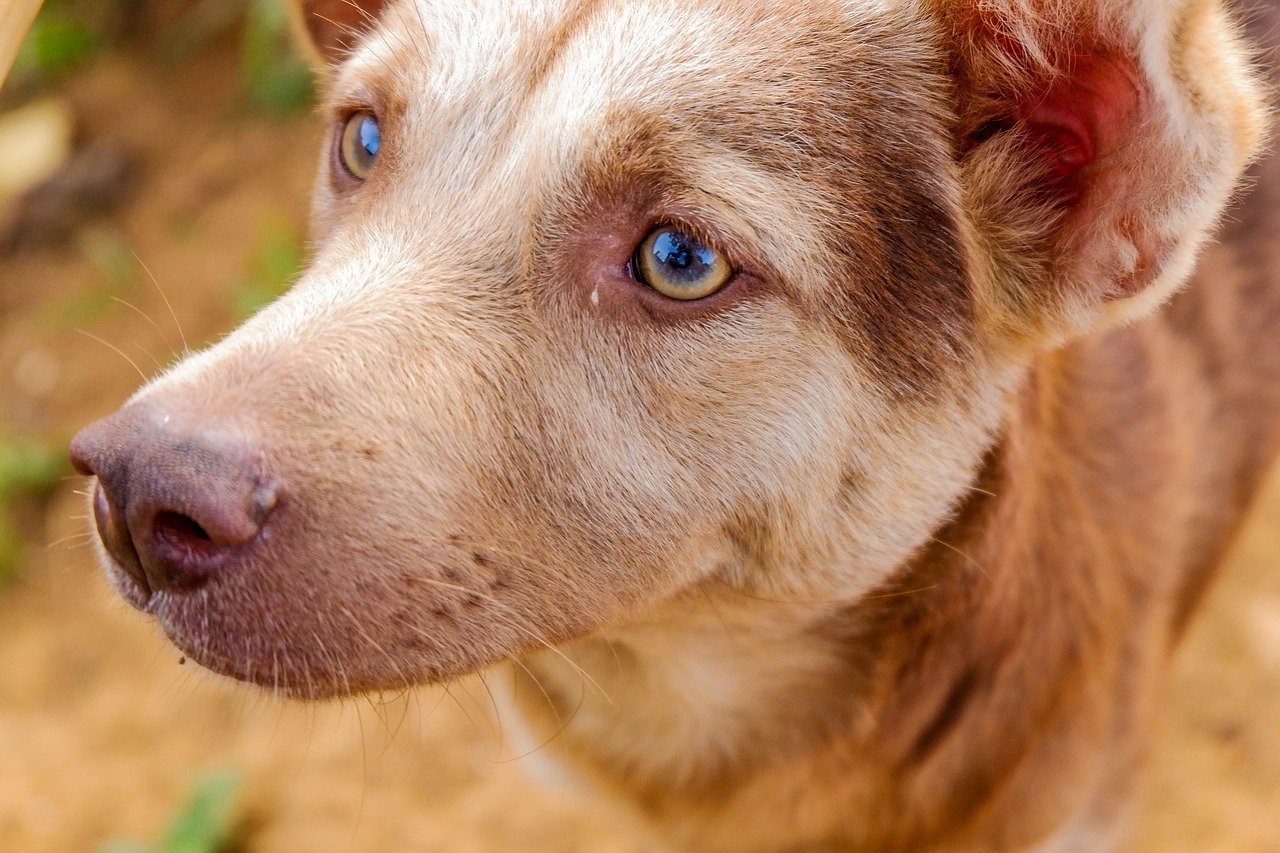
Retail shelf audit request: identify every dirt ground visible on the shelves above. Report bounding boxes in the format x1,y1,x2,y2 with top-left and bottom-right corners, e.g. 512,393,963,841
1,24,1278,853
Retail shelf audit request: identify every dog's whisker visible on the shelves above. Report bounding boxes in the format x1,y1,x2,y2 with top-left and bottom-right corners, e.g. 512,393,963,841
54,0,1274,846
338,0,421,67
337,605,415,699
524,635,613,708
109,295,178,360
131,251,187,354
492,655,575,763
473,668,505,745
928,537,990,581
45,531,96,550
75,330,149,383
406,0,432,67
452,678,503,742
127,341,165,372
442,682,487,742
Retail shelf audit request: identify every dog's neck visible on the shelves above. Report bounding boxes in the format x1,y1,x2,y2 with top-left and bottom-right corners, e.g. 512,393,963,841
515,586,866,789
509,329,1208,848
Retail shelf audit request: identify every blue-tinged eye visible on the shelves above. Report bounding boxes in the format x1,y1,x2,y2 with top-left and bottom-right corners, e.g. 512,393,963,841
339,111,380,180
632,226,733,300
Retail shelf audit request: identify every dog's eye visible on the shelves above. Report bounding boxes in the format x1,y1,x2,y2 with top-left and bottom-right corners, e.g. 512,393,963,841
339,111,380,180
631,227,733,300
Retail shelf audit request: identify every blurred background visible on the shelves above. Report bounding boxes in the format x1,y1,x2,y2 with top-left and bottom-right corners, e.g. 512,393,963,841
0,2,1277,850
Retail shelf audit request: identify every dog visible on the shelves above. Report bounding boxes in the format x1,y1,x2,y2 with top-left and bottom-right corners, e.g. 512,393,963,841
69,0,1274,849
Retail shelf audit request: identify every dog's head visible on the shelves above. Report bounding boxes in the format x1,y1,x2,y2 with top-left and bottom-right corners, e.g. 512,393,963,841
70,0,1263,697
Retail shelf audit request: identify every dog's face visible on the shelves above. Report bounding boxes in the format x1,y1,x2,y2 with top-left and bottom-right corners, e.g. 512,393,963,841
70,0,1262,698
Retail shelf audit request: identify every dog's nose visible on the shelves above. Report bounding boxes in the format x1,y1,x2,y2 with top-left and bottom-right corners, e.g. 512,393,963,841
69,403,277,597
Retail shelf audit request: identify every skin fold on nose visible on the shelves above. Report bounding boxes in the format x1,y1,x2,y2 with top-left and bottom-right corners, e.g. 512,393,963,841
69,402,278,600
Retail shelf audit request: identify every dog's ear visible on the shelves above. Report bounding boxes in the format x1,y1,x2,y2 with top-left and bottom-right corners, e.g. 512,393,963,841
288,0,387,65
935,0,1266,344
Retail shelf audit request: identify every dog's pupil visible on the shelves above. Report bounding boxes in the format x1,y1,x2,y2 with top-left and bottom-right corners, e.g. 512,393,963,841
652,230,710,279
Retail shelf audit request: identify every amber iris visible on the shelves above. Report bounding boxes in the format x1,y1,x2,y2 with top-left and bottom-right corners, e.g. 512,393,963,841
632,226,733,300
339,111,380,180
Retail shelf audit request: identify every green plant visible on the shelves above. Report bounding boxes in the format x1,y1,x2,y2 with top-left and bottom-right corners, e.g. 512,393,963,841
101,770,244,853
12,13,101,84
232,216,304,320
0,437,66,583
241,0,313,115
8,0,314,116
5,0,121,96
0,438,64,499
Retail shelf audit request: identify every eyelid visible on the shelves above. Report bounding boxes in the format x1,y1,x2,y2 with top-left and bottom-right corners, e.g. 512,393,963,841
643,217,725,258
327,83,382,120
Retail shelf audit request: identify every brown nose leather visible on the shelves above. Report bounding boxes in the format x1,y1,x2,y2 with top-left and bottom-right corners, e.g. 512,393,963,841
69,402,277,598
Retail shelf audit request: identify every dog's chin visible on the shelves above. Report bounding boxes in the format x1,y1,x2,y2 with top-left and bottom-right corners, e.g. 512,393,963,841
95,547,497,700
152,608,441,700
157,626,391,700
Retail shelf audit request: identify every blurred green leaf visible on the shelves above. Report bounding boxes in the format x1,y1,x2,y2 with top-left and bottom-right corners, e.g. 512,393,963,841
0,515,22,586
233,216,303,319
5,0,120,96
28,18,100,75
0,438,65,502
100,770,243,853
8,0,314,115
159,770,242,853
12,16,100,85
0,438,66,587
241,0,313,115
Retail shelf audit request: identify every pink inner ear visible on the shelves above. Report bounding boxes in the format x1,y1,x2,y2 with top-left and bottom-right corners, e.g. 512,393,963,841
1018,55,1141,195
305,0,387,59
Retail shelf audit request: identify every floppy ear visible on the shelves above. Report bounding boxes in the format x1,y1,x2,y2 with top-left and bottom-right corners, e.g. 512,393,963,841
935,0,1267,345
287,0,387,65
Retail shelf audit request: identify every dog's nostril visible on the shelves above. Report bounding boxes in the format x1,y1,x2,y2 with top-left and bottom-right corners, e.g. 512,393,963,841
142,486,276,592
148,511,228,589
154,511,213,545
92,482,112,529
88,479,153,598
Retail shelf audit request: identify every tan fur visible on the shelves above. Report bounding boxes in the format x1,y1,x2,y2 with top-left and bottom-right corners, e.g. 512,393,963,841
70,0,1273,850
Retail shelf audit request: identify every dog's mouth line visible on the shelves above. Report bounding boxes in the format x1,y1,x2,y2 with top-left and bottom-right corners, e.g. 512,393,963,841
156,627,358,699
95,547,155,609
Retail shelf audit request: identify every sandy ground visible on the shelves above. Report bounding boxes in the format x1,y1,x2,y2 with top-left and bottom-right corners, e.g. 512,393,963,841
0,31,1278,853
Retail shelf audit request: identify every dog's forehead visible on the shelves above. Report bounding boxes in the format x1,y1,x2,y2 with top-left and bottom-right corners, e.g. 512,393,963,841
303,0,962,385
335,0,926,152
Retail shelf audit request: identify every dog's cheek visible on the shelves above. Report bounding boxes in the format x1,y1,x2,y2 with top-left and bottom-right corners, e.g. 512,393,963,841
528,302,996,602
